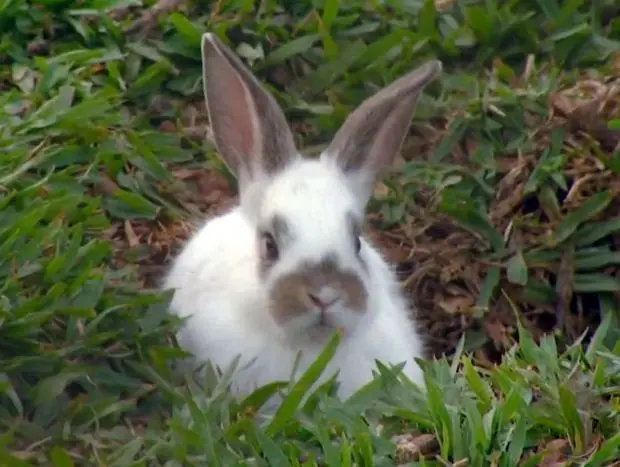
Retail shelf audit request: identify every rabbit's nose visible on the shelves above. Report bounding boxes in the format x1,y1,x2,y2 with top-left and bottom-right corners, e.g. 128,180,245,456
308,287,339,310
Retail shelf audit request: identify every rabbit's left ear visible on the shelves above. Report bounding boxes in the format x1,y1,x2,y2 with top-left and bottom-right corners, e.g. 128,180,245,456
322,60,442,205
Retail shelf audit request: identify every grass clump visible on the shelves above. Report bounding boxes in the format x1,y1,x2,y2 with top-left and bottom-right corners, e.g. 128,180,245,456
1,0,619,465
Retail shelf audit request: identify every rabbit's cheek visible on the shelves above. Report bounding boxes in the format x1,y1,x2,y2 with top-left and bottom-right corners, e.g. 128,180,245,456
338,275,368,312
277,311,324,340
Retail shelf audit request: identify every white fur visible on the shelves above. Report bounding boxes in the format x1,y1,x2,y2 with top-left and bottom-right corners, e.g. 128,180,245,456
163,158,426,405
163,32,441,411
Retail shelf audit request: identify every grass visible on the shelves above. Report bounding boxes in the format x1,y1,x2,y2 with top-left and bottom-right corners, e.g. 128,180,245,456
1,0,620,465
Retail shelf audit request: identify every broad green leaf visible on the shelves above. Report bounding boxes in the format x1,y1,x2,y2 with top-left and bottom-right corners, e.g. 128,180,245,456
506,251,528,285
0,450,34,467
553,191,613,244
50,446,75,467
573,218,620,247
573,273,620,293
302,40,366,95
425,373,453,458
168,12,204,46
252,422,290,466
505,415,528,466
476,266,500,310
575,250,620,270
558,385,586,452
583,432,620,467
585,310,612,366
354,430,374,466
524,128,566,194
463,357,493,411
322,0,341,30
266,331,341,436
419,0,438,39
439,193,505,253
35,368,91,405
264,34,321,66
105,189,160,220
340,437,352,467
0,373,23,416
237,381,288,415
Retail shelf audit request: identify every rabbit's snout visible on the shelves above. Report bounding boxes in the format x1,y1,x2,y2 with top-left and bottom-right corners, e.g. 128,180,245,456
307,286,343,326
308,286,341,310
269,257,368,329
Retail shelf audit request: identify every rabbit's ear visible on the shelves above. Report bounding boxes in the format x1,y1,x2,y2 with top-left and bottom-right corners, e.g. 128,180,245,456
322,60,442,205
201,33,298,191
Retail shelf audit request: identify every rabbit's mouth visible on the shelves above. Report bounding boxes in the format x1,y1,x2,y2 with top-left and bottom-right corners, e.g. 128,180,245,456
275,302,363,344
304,321,342,343
307,313,352,337
318,309,332,327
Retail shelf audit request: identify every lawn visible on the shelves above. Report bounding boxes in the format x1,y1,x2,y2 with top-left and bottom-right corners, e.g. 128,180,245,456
1,0,620,465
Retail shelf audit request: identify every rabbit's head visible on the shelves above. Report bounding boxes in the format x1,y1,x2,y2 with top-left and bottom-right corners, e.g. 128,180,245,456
201,33,441,343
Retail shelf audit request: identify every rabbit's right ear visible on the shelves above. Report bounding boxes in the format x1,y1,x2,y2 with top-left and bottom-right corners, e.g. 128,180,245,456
201,33,299,192
322,60,442,207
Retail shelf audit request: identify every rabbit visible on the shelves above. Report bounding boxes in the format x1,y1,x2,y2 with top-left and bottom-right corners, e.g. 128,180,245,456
163,32,442,406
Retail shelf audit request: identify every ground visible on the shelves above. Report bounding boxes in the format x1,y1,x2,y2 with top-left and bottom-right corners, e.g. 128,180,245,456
1,1,619,465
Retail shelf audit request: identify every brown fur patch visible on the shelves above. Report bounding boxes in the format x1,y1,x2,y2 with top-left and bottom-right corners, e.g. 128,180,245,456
271,214,291,241
347,211,369,272
258,214,292,275
347,211,363,238
270,255,368,324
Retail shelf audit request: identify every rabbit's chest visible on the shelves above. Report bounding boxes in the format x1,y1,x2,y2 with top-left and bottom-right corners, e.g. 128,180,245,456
231,339,378,401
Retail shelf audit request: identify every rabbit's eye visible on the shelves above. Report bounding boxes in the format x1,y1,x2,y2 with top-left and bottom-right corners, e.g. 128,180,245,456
354,236,361,254
261,232,279,261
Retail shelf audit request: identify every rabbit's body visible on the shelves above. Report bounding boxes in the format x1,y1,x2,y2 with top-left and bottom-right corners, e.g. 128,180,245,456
166,162,424,399
164,33,442,405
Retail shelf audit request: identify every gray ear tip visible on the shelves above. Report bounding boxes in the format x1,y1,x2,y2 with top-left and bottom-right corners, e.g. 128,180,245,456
201,32,221,55
202,32,216,44
426,59,443,76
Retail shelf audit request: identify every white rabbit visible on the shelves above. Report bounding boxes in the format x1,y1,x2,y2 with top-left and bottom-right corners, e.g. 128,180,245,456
163,32,442,405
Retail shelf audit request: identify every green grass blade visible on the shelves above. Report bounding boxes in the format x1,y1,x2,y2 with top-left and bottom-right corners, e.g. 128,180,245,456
266,331,341,436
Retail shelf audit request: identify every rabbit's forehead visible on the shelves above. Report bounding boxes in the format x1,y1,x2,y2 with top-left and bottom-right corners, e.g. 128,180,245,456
263,160,360,218
261,163,363,237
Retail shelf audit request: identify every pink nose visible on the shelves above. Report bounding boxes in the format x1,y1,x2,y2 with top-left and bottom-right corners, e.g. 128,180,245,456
308,288,339,310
